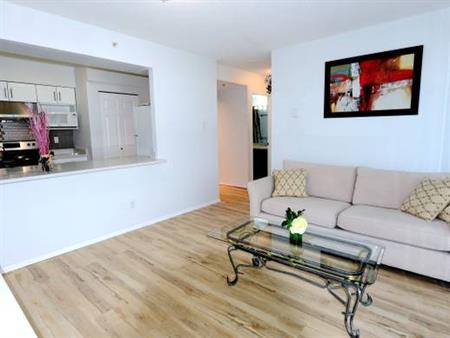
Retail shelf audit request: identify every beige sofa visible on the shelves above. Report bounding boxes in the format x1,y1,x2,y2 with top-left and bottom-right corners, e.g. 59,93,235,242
248,160,450,282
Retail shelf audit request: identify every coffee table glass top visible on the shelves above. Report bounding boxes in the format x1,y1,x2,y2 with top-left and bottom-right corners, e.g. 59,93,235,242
226,219,384,280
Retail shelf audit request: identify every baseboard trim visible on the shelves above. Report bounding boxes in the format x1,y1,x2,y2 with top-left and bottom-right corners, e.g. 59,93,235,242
1,199,220,273
219,183,247,189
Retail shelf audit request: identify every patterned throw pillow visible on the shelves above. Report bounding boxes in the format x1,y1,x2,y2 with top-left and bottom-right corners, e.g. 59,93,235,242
400,177,450,221
272,169,308,197
438,204,450,224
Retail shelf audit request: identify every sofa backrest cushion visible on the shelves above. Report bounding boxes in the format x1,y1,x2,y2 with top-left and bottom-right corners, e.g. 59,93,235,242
283,160,356,202
353,167,449,209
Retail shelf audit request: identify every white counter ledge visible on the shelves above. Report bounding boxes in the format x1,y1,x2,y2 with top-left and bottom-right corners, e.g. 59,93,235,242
0,156,166,184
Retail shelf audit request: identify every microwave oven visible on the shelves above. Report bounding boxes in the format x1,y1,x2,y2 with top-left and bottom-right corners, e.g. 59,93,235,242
47,111,79,129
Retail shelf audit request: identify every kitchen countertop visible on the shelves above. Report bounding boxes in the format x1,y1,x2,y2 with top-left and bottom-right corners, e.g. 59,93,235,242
52,148,88,164
0,156,165,184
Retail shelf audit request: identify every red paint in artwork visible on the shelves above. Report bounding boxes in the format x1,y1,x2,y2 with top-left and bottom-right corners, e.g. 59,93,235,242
359,60,413,87
358,59,413,110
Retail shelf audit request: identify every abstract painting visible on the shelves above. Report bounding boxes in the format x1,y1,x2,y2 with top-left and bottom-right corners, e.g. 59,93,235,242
324,46,423,118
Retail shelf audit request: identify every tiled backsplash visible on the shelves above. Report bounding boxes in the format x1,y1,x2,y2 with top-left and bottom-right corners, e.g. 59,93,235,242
0,119,34,141
50,130,74,149
0,120,75,150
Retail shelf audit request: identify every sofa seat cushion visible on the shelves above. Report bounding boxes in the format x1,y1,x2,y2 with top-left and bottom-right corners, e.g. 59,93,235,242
337,206,450,251
261,197,350,228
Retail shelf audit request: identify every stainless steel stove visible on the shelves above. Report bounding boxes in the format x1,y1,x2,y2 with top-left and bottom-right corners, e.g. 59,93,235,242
0,141,40,168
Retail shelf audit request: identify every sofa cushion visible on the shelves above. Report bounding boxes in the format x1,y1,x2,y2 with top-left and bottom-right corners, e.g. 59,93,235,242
400,177,450,221
272,169,308,197
352,167,448,209
283,160,356,203
439,204,450,224
261,196,350,228
337,205,450,251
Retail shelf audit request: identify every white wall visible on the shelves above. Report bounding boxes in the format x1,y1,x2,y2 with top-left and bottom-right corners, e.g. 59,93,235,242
0,53,76,86
272,8,450,173
217,64,267,181
73,67,92,156
217,64,266,94
0,2,218,270
218,81,248,187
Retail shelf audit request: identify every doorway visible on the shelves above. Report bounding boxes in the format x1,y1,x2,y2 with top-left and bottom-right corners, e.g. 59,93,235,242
252,94,269,179
217,81,249,188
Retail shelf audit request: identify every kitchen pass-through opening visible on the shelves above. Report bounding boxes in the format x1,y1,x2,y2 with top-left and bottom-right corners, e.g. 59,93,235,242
0,40,157,171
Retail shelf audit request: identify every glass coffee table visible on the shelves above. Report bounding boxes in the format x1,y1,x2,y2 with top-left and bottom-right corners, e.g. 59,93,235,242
223,219,384,338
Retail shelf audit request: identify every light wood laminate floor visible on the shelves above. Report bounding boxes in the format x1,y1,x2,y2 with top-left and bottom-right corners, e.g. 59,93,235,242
5,185,450,338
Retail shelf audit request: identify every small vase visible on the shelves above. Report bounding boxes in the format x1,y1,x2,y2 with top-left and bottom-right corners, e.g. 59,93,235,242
39,154,52,172
289,231,302,245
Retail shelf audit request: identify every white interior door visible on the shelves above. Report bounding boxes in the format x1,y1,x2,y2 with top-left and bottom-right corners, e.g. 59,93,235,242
133,105,153,157
118,96,138,156
99,92,138,159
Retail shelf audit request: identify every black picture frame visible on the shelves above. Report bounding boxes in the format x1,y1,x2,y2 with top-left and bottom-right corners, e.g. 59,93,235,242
324,45,423,118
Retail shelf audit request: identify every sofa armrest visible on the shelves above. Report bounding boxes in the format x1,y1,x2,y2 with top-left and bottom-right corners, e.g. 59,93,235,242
247,176,274,217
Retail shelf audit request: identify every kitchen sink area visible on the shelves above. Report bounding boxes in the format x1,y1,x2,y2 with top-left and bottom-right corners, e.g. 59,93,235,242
52,148,88,164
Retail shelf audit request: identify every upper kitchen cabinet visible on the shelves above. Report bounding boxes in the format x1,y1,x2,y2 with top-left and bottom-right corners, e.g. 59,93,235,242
4,82,37,102
36,85,57,104
36,85,76,105
0,82,8,101
57,87,76,105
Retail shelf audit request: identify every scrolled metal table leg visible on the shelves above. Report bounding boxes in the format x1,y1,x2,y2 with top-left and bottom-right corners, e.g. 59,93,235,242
359,285,373,307
252,256,265,268
342,283,362,338
226,245,239,285
226,248,265,286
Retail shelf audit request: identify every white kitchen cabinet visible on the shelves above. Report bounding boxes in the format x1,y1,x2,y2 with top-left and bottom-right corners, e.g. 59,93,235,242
36,85,76,105
36,85,58,104
0,82,9,101
57,87,76,105
7,82,37,102
1,82,76,105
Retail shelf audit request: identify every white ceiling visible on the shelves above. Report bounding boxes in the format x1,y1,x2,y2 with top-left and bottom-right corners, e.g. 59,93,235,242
8,0,450,74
